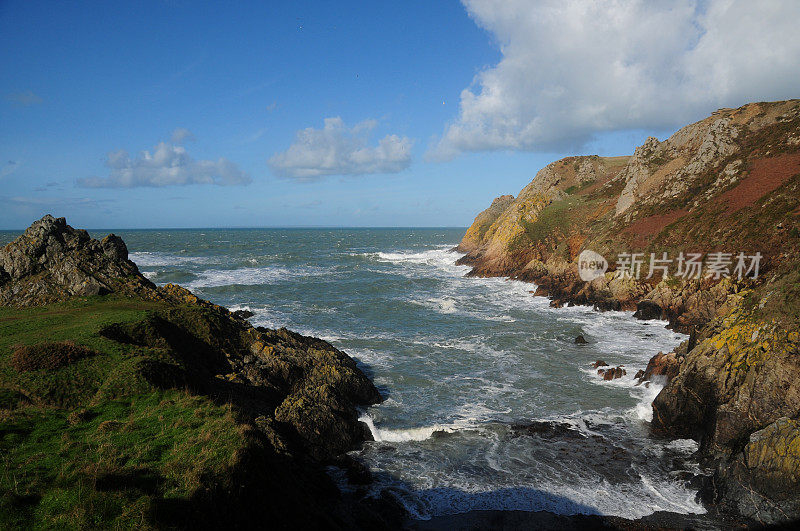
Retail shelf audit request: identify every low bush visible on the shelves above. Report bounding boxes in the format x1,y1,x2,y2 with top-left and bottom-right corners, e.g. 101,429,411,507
10,341,96,372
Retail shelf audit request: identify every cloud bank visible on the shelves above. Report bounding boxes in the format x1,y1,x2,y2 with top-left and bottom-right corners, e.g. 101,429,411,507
79,129,249,188
431,0,800,159
269,118,413,181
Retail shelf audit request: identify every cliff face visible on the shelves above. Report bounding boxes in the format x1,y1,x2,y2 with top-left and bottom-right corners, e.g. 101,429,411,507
458,155,630,275
0,217,390,529
459,100,800,282
458,99,800,524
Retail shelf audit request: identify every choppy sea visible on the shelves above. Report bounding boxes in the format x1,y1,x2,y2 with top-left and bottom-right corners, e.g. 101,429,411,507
0,227,705,520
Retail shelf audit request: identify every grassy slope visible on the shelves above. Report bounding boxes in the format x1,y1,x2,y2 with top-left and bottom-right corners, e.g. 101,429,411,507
0,296,246,529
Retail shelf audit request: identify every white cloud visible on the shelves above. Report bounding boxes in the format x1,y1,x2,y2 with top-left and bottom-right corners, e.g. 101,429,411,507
78,132,250,188
431,0,800,159
268,117,414,181
170,127,195,144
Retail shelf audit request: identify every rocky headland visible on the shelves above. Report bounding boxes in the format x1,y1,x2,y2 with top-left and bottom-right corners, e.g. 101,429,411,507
0,216,399,529
457,99,800,526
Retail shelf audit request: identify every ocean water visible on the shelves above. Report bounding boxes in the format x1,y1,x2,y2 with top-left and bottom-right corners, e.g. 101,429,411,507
0,227,705,519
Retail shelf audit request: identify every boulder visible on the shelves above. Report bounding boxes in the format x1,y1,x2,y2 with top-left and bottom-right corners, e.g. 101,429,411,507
574,334,588,344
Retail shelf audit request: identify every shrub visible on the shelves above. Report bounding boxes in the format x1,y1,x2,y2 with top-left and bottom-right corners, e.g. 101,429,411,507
10,341,96,372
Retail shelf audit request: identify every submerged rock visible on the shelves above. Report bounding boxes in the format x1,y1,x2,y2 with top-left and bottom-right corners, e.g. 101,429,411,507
598,366,626,381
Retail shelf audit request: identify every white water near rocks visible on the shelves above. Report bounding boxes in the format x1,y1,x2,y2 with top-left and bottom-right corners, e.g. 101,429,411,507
119,229,705,520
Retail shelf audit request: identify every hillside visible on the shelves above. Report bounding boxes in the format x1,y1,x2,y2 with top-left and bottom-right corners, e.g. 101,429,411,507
0,216,395,529
457,99,800,524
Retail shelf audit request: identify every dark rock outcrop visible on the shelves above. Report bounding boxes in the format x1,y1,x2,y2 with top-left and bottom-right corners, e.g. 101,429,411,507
0,215,159,306
633,300,664,320
636,351,681,384
651,301,800,525
598,366,626,380
709,417,800,522
232,309,254,320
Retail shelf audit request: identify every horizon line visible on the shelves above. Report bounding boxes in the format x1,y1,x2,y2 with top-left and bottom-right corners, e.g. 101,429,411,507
0,225,470,232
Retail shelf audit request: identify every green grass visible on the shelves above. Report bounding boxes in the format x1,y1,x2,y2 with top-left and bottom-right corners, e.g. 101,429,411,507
0,295,247,529
519,195,605,245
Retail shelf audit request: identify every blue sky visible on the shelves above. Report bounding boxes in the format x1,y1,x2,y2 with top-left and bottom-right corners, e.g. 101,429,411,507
1,1,798,229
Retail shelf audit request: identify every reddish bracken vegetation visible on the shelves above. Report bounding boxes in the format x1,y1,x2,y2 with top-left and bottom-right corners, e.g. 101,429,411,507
722,153,800,215
10,341,96,372
623,209,689,247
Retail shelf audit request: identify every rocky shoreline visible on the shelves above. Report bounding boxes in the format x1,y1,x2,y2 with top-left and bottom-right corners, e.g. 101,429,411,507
0,216,404,529
455,99,800,526
3,103,799,531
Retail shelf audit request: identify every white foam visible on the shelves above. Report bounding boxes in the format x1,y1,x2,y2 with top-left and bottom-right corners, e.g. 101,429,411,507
359,414,462,442
431,297,456,314
187,265,330,288
582,367,669,423
632,380,665,422
129,251,214,267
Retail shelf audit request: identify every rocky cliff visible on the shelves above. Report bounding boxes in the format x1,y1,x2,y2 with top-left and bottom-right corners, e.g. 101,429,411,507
458,99,800,525
0,216,393,529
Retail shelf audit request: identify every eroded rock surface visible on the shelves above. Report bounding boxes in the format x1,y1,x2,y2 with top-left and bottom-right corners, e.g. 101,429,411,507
0,215,158,306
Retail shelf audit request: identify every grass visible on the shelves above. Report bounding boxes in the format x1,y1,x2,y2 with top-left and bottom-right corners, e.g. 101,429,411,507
0,295,247,529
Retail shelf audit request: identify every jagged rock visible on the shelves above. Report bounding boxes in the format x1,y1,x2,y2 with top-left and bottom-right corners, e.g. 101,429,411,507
638,351,681,384
574,334,588,344
598,366,626,380
651,303,800,521
591,360,608,369
233,309,255,320
455,98,800,525
0,215,159,306
643,278,740,333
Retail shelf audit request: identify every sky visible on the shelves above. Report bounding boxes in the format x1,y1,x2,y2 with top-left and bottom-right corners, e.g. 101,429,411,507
1,0,799,229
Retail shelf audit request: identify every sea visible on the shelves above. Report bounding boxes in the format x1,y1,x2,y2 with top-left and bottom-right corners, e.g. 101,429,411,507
0,227,706,520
